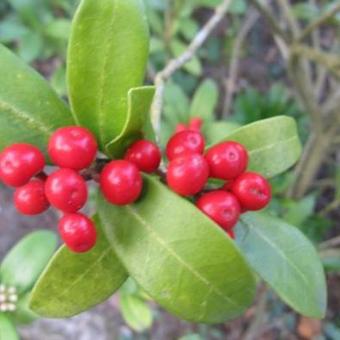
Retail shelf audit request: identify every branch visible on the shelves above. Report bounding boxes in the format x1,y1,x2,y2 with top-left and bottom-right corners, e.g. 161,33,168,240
223,10,260,116
151,0,232,137
298,3,340,41
250,0,288,40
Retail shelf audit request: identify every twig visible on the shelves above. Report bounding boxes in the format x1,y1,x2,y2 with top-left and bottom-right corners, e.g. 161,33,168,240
299,3,340,41
150,0,232,137
320,235,340,250
277,0,301,38
223,10,260,117
250,0,288,40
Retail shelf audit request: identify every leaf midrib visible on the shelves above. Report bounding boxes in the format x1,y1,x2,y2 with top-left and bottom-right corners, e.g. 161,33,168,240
248,135,299,157
35,247,112,310
126,205,240,310
98,0,119,146
240,218,310,290
0,99,51,136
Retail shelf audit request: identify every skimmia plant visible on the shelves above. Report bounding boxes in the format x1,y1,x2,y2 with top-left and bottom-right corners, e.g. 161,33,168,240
0,0,326,327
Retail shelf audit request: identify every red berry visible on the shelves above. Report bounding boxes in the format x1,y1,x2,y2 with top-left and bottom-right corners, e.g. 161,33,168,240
100,160,142,205
167,154,209,196
14,179,49,215
205,141,248,180
175,123,188,133
124,140,161,173
45,169,88,213
0,144,45,187
166,131,205,161
58,213,97,253
196,191,240,231
48,126,97,170
222,180,234,191
231,172,271,211
189,117,203,131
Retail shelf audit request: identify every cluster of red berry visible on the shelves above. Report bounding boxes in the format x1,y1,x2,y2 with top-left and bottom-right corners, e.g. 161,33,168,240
0,118,271,253
165,120,271,238
0,127,161,254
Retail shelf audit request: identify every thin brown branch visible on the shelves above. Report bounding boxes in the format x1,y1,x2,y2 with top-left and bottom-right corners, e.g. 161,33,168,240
299,3,340,41
223,10,260,117
151,0,232,137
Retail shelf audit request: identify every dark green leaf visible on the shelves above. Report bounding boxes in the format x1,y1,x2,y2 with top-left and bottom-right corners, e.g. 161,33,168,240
105,86,155,157
98,176,256,324
237,213,327,318
29,218,128,318
0,44,74,155
120,294,153,332
67,0,150,152
190,79,218,121
0,314,18,340
214,116,302,178
0,231,57,294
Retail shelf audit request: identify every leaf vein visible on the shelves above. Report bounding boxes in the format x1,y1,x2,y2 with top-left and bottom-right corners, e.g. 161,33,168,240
127,206,239,310
0,99,51,136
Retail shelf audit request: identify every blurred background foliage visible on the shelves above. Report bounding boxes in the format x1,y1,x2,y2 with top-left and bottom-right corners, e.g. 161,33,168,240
1,0,340,339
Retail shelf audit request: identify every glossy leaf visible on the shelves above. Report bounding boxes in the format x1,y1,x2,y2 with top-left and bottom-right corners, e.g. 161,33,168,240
0,44,74,155
98,176,256,324
0,314,18,340
120,294,153,332
29,218,128,318
67,0,150,151
214,116,302,178
190,79,219,121
105,86,155,157
0,231,57,294
237,212,327,318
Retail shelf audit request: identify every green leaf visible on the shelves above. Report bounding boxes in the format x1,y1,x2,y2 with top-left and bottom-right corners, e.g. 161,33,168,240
0,314,19,340
98,176,256,324
213,116,302,178
204,121,240,145
45,19,71,40
0,44,74,155
237,213,327,318
0,231,57,294
120,294,153,332
29,218,128,318
105,86,155,157
67,0,150,152
190,79,218,121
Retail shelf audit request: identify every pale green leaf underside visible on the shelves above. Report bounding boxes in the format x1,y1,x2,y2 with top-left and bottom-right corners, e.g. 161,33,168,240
0,231,57,294
67,0,150,152
105,86,155,157
237,212,327,318
29,218,128,318
0,314,19,340
98,176,256,324
215,116,302,178
0,44,74,155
